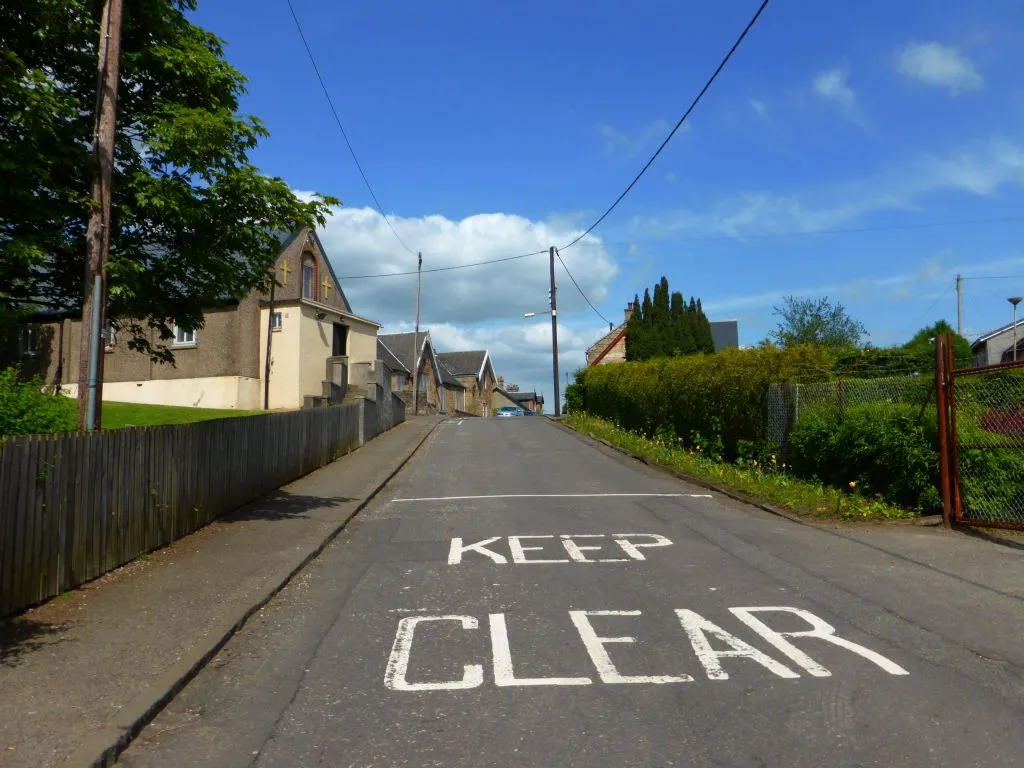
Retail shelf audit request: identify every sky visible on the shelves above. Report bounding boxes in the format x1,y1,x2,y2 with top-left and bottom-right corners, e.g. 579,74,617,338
192,0,1024,397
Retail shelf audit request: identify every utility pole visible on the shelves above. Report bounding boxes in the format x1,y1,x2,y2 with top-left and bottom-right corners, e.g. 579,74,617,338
549,247,561,417
412,252,422,416
264,280,275,410
77,0,124,431
955,273,963,337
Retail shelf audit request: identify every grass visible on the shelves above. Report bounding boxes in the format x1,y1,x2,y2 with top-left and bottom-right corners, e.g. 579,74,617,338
565,413,920,523
101,401,266,428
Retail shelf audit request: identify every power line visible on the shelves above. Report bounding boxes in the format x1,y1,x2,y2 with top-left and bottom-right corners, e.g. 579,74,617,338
571,215,1024,248
912,281,955,324
339,249,548,280
561,0,772,251
962,274,1024,281
285,0,416,256
555,247,612,326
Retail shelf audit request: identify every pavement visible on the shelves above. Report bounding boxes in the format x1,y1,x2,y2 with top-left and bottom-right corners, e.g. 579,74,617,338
110,416,1024,768
0,415,442,768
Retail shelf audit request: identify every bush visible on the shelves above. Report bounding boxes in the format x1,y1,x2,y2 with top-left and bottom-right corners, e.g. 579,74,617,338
789,403,941,512
0,366,76,438
577,345,836,458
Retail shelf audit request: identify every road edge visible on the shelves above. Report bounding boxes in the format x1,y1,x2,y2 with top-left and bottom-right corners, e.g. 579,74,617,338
548,417,942,531
69,419,441,768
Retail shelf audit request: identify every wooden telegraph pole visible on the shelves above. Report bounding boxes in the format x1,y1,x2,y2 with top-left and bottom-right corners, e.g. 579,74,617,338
77,0,125,431
412,252,422,416
549,247,561,417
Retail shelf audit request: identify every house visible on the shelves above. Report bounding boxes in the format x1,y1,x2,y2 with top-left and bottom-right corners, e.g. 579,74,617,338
585,303,740,366
971,321,1024,367
492,380,544,413
435,351,497,417
1,227,393,410
377,331,446,415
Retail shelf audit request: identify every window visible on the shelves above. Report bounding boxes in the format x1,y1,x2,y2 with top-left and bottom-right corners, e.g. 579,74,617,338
301,257,315,300
418,373,428,392
19,325,40,357
173,325,196,347
393,373,406,390
104,321,116,352
271,311,282,330
455,389,464,411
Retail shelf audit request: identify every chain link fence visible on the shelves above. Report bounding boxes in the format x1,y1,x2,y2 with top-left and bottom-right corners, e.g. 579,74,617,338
953,365,1024,528
765,371,934,454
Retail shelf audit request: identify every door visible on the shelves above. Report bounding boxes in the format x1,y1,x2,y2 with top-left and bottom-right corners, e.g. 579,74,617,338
332,323,347,357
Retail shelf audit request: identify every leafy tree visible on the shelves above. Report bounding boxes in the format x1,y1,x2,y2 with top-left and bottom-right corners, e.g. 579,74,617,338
769,296,867,350
1,0,337,361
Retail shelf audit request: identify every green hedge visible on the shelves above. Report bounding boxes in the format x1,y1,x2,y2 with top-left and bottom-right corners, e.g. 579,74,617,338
579,345,835,458
0,367,76,438
789,403,941,512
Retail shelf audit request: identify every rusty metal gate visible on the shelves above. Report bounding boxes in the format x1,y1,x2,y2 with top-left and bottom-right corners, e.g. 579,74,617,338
938,334,1024,530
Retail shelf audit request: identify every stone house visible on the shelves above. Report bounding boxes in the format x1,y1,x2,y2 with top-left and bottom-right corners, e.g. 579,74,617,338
971,321,1024,367
377,331,451,415
436,351,497,417
492,384,543,413
2,227,389,410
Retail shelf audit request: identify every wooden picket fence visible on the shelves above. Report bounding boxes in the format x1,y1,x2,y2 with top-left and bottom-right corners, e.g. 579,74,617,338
0,404,364,618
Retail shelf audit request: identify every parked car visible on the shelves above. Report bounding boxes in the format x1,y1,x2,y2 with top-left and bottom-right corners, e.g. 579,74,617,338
496,406,523,418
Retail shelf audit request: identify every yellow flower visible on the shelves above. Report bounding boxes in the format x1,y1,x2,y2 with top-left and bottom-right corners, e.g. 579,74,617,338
849,480,857,488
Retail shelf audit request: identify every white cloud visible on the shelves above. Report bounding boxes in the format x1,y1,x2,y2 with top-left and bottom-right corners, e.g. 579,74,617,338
897,42,983,93
749,98,768,120
665,171,677,183
306,204,619,390
595,118,679,157
813,68,858,117
631,137,1024,239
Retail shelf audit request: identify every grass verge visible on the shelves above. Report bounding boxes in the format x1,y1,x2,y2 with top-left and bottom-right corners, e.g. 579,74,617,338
102,401,266,428
565,413,920,522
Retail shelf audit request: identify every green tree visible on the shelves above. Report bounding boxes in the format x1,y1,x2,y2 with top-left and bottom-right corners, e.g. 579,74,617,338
769,296,867,350
625,278,713,360
1,0,337,361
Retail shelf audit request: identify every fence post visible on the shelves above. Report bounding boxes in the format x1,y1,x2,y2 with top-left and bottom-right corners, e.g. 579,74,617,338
945,332,963,520
935,333,952,529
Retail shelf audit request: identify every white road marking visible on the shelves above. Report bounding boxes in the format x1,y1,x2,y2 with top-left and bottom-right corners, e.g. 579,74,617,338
384,615,484,691
568,610,693,685
676,609,799,680
393,493,713,502
508,535,569,564
730,607,910,676
447,534,673,564
612,533,674,561
560,534,627,563
448,537,508,565
489,614,592,687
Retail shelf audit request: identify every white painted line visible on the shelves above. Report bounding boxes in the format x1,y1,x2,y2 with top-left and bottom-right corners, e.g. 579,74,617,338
569,610,693,685
394,493,713,503
489,614,592,687
384,615,484,691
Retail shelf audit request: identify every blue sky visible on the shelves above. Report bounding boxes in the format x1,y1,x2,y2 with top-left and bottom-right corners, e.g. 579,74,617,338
194,0,1024,395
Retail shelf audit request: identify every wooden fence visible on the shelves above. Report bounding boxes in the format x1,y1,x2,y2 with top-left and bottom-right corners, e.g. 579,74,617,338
0,403,368,618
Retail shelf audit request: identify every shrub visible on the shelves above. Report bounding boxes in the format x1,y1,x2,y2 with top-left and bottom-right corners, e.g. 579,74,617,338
0,366,76,438
789,403,941,512
578,345,836,458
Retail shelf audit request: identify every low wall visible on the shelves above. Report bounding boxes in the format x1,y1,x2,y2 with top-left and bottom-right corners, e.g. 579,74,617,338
60,376,261,410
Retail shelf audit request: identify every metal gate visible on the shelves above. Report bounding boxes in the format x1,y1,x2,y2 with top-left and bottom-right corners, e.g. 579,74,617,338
939,334,1024,530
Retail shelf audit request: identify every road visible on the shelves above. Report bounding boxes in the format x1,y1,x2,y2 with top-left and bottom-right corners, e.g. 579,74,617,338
119,417,1024,767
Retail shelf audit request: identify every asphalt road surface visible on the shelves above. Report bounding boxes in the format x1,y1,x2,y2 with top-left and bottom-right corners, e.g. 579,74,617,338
119,417,1024,767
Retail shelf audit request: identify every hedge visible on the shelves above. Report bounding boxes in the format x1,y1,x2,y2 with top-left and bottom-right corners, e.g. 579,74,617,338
0,366,75,438
578,345,835,458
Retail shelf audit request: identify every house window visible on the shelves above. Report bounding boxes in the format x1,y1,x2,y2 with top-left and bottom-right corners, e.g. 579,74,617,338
19,325,40,357
172,325,197,347
418,373,428,392
394,373,406,390
455,389,464,411
301,256,315,300
104,321,116,352
271,311,282,331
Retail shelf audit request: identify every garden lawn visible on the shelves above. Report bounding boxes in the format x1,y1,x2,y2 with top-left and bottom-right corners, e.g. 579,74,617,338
565,413,920,523
102,401,266,428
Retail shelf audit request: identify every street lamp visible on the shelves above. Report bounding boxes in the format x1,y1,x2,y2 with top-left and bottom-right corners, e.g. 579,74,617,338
523,310,550,318
1010,297,1023,362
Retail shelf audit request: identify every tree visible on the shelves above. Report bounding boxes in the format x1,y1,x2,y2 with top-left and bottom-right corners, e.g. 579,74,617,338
1,0,337,362
625,277,714,361
769,296,867,350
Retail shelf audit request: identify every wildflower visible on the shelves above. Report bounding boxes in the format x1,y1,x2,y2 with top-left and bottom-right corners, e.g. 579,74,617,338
849,480,857,489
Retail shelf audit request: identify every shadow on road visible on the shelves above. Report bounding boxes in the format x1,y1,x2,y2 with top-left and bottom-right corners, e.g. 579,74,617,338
0,616,69,668
224,490,356,523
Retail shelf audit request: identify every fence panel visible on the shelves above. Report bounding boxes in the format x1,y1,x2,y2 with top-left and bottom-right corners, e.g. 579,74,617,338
950,361,1024,529
0,400,397,618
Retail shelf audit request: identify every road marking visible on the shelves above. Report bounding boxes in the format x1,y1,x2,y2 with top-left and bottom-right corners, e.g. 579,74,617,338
394,493,713,502
384,607,910,691
384,615,484,691
447,534,673,564
489,614,592,687
569,610,694,685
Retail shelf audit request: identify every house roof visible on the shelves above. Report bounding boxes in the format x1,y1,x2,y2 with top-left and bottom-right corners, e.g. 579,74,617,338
436,351,486,376
506,391,543,406
377,331,443,385
710,320,739,352
377,338,409,374
437,359,466,389
587,323,625,356
972,319,1024,348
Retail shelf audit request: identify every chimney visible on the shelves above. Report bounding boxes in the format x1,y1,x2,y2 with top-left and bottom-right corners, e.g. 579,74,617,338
624,301,635,323
497,375,505,390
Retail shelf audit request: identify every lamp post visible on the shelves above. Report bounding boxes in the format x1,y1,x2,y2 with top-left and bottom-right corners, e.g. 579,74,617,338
1010,297,1023,362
